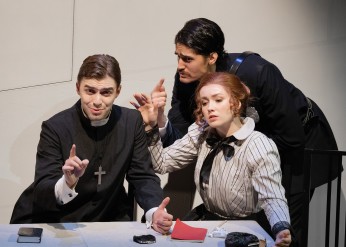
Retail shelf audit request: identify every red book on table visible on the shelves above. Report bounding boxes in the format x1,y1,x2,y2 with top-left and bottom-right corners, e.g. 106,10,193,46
171,219,208,242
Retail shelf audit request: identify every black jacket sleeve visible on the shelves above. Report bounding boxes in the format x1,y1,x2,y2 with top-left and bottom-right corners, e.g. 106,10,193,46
236,56,306,152
125,111,163,213
163,73,198,147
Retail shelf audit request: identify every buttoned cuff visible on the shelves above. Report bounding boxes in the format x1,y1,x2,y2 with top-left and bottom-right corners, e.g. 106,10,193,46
272,221,291,237
55,175,78,205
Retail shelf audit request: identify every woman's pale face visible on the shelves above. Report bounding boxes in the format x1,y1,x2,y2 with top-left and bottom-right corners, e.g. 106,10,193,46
175,43,216,83
199,84,237,135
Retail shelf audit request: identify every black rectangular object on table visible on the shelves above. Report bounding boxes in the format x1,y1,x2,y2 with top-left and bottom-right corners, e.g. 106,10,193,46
17,227,43,243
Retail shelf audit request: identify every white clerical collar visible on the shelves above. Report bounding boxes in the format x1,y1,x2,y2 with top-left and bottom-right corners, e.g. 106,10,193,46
81,107,111,127
90,117,110,127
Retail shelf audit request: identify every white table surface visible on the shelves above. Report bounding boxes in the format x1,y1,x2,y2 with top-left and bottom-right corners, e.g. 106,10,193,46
0,220,274,247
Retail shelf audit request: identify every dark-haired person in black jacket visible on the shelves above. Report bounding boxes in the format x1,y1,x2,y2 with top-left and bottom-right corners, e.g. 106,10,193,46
136,18,341,246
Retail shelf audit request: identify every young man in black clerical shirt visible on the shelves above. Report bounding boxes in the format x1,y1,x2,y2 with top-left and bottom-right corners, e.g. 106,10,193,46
10,54,173,235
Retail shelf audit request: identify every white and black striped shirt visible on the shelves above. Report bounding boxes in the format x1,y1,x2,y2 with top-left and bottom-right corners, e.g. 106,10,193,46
148,117,290,228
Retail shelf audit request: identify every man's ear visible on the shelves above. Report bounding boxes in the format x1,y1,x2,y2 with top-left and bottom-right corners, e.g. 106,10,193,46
115,84,122,97
76,82,80,95
208,52,218,65
241,82,251,95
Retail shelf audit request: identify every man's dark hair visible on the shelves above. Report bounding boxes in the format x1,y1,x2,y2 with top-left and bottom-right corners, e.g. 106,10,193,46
175,18,226,61
77,54,121,86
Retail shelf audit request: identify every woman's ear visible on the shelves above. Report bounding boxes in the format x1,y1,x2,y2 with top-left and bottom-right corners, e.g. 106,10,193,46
208,52,218,65
237,101,242,111
232,100,242,116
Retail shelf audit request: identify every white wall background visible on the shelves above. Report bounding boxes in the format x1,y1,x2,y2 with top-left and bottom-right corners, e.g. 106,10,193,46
0,0,345,246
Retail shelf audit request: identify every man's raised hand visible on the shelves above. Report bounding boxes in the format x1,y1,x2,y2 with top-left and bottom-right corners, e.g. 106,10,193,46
152,197,173,234
151,79,167,128
62,144,89,188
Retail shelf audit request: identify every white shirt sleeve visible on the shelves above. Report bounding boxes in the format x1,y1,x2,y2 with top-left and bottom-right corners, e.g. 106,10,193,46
145,207,158,228
145,206,171,232
54,175,78,205
158,120,168,137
